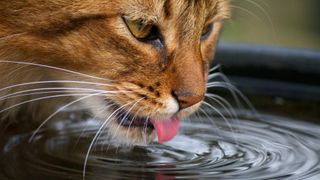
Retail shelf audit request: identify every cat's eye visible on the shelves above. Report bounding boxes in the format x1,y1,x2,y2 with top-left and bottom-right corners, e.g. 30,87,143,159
124,18,156,40
201,23,214,40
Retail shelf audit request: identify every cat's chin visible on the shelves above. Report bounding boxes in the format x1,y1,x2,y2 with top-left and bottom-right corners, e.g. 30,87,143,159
107,120,157,146
106,104,157,145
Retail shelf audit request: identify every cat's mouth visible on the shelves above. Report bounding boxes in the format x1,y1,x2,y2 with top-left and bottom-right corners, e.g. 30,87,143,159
113,106,154,129
110,104,181,143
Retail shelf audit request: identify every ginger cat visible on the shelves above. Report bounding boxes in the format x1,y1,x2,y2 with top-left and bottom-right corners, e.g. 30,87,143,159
0,0,230,144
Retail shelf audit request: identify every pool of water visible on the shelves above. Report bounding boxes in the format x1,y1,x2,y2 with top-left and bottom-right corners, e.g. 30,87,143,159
1,109,320,180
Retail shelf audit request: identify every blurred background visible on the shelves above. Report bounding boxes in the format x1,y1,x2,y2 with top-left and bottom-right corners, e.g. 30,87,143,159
221,0,320,50
214,0,320,122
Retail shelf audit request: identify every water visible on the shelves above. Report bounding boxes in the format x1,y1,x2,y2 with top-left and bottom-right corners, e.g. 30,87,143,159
1,110,320,180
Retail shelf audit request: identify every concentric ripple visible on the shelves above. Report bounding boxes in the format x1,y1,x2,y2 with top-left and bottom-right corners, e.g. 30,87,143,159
1,111,320,180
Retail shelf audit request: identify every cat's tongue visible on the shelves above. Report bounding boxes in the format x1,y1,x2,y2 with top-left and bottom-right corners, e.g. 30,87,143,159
151,117,180,143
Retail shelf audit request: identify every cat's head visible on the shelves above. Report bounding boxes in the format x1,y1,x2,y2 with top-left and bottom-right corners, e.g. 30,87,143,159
0,0,230,144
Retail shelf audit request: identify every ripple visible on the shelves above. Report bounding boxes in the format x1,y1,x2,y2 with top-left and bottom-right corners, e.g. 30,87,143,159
1,112,320,180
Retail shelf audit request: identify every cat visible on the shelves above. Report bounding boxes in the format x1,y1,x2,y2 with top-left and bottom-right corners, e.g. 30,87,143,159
0,0,230,145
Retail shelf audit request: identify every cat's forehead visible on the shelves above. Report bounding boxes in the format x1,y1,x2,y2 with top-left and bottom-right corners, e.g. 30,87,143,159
121,0,221,22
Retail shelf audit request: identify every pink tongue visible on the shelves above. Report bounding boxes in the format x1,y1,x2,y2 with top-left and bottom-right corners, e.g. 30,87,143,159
151,117,180,143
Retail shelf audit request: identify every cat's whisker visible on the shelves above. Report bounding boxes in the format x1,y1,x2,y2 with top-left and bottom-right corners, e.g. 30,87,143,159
207,81,258,117
192,110,205,128
208,72,248,111
201,101,238,145
231,1,276,41
244,0,275,36
207,81,243,110
143,108,156,145
0,80,114,93
209,64,221,73
74,103,114,149
197,106,227,140
0,92,122,114
204,93,241,135
84,104,125,172
0,87,106,101
143,117,150,145
110,98,144,142
209,72,238,85
29,92,109,142
0,32,27,41
205,93,238,121
230,5,266,26
102,111,125,144
90,102,120,152
83,101,134,180
207,72,260,119
1,90,101,102
208,72,229,80
6,64,31,78
197,106,219,129
125,106,144,140
0,60,111,81
257,0,271,8
80,102,115,149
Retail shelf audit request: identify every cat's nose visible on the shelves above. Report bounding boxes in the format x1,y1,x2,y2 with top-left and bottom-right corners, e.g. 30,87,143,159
173,90,204,110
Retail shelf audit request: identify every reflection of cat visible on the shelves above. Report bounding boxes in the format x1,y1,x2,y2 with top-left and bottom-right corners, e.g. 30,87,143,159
0,0,230,144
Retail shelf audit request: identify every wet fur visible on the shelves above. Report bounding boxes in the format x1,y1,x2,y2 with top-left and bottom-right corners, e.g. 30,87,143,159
0,0,230,144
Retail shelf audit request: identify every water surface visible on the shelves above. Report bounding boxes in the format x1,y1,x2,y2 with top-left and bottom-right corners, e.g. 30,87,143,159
1,110,320,180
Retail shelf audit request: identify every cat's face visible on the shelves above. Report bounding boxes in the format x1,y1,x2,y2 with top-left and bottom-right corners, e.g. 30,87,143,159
0,0,230,144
